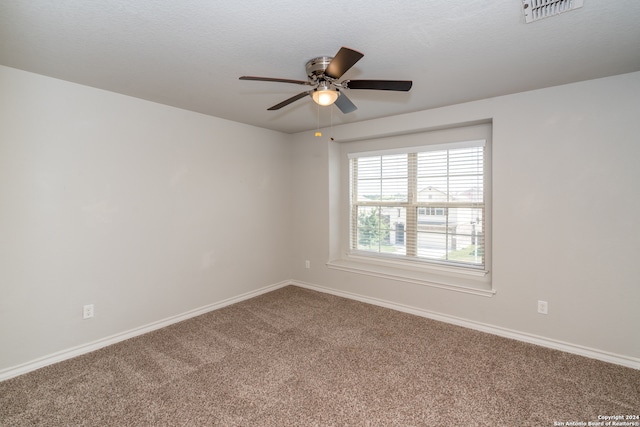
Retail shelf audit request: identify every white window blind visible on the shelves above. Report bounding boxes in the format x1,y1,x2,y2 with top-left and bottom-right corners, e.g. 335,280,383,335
350,140,485,269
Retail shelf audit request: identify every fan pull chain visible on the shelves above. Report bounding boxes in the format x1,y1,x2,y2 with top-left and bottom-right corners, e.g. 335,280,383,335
329,104,334,141
315,102,322,137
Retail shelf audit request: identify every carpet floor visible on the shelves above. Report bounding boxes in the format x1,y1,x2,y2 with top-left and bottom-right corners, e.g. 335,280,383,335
1,285,638,426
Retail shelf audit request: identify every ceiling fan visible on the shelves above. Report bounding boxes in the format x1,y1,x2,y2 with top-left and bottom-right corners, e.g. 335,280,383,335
239,47,412,114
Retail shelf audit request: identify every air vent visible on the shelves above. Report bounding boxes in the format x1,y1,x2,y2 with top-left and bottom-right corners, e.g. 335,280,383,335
522,0,584,23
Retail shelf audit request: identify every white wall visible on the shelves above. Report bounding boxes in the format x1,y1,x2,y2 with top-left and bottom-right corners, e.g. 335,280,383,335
1,65,638,375
0,66,292,372
290,71,640,363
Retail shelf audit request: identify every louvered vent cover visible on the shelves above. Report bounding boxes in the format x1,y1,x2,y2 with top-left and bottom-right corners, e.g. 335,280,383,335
522,0,584,23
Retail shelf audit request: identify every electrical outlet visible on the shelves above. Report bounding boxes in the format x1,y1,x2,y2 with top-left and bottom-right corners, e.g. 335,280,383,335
83,304,94,319
305,260,310,269
537,300,548,315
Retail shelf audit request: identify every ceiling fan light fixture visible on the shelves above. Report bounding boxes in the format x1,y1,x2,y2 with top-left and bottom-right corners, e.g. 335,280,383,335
312,82,339,106
312,89,339,106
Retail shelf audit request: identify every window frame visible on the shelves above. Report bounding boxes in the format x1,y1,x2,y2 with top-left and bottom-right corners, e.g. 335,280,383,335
328,122,493,296
348,140,487,272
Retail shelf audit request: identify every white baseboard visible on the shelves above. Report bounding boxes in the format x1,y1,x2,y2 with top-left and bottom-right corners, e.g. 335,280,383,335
2,278,637,382
291,280,640,370
0,281,290,382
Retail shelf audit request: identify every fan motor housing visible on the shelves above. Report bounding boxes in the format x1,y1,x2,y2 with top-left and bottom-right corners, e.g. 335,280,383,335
306,56,333,80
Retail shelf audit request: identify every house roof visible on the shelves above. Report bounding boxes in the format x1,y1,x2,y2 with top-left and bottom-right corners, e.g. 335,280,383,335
1,0,639,133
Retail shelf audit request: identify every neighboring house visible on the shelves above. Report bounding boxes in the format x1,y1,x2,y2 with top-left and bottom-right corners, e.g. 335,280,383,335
417,185,454,226
379,185,482,252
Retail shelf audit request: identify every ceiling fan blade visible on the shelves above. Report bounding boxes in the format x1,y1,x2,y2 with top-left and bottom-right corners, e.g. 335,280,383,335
346,80,413,91
240,76,311,86
334,92,357,114
324,47,364,79
267,91,312,110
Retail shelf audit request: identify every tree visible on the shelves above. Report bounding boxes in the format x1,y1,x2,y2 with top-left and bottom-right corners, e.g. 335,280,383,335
358,207,390,249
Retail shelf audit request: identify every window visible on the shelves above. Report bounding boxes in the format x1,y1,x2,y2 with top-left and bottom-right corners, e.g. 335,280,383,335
349,140,486,270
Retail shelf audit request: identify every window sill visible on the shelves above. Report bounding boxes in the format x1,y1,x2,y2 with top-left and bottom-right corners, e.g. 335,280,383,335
326,254,495,297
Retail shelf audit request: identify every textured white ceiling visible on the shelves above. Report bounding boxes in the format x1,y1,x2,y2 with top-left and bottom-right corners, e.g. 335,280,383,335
1,0,639,133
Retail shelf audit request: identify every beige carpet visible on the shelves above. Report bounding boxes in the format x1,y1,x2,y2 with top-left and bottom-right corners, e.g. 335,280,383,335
1,286,638,426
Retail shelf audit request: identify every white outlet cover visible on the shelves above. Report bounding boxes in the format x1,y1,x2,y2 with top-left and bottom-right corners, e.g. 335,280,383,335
83,304,94,319
537,300,548,315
